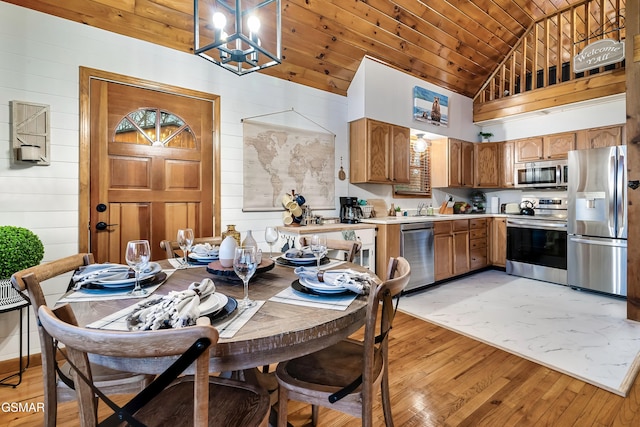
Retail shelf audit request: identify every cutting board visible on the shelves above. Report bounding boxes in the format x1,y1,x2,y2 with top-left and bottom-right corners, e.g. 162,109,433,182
367,199,388,218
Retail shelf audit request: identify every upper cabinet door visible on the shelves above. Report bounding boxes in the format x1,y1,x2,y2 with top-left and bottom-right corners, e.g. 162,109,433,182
579,125,625,149
349,118,410,184
391,125,410,184
367,119,391,183
543,132,575,159
515,137,544,162
474,142,499,188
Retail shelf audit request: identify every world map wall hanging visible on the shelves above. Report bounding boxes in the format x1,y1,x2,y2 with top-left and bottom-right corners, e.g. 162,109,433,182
242,117,335,212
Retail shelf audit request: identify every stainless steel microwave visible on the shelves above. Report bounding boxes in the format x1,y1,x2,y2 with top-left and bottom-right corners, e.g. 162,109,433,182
514,160,568,188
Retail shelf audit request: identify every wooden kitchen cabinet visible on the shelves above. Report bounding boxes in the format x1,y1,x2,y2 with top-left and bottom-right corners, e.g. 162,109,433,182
543,132,576,159
489,217,507,267
576,124,625,149
514,137,544,162
349,118,410,184
474,142,499,187
499,141,515,188
433,221,453,281
452,220,470,276
431,138,474,188
469,218,487,270
374,222,401,280
515,133,574,162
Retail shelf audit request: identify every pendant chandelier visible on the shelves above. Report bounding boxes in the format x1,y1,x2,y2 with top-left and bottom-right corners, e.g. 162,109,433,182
194,0,282,76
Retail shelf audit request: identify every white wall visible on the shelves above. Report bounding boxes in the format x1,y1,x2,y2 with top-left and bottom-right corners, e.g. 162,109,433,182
347,57,478,141
345,56,480,212
479,94,626,140
0,3,348,360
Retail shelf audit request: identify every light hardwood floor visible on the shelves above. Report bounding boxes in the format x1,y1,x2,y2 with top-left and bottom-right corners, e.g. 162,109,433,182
1,311,639,426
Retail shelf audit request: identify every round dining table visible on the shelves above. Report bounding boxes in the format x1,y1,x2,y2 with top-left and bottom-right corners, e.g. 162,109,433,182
66,259,373,374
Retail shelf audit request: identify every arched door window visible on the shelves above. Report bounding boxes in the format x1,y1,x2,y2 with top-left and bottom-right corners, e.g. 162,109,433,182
114,108,196,148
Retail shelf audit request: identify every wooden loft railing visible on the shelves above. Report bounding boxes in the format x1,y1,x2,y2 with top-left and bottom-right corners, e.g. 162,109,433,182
473,0,626,123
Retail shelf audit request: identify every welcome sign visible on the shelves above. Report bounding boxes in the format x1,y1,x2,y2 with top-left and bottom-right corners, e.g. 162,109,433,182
573,39,625,73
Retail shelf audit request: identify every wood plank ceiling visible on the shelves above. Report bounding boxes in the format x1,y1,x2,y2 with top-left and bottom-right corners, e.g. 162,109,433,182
4,0,624,98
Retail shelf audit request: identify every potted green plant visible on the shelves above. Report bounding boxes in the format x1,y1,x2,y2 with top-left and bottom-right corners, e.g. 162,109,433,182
478,132,493,142
0,226,44,281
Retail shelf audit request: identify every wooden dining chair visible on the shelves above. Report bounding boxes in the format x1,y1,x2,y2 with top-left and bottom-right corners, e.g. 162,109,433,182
37,303,271,427
299,237,362,263
160,236,222,259
10,253,154,427
275,256,411,427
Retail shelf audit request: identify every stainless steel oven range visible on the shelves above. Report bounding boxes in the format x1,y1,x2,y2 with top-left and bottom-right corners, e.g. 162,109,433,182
506,194,568,285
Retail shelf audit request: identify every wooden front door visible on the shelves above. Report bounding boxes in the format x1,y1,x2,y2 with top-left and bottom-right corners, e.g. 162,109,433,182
87,78,215,263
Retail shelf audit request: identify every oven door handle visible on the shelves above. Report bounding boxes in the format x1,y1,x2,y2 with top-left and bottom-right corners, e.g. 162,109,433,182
507,220,567,231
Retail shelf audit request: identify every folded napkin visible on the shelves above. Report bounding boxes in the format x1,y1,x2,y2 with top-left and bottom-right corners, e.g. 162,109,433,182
126,278,216,330
285,247,317,259
71,264,131,289
191,243,219,256
294,267,372,294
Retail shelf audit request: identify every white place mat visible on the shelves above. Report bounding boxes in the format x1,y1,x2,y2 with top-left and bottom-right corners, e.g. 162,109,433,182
215,301,264,338
269,286,357,311
57,270,174,303
86,295,263,339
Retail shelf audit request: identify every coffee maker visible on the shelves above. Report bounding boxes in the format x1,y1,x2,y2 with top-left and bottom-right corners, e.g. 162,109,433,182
340,197,363,224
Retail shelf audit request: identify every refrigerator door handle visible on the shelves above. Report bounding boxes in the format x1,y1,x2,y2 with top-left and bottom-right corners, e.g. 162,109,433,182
617,146,626,239
608,151,616,233
569,236,627,248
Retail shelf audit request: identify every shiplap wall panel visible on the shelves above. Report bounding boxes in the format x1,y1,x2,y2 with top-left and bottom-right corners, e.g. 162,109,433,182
0,1,349,360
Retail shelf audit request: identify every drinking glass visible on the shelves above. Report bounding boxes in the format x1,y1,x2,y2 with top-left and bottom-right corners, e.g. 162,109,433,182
264,227,279,258
176,228,194,268
310,234,327,269
233,246,258,308
125,240,151,296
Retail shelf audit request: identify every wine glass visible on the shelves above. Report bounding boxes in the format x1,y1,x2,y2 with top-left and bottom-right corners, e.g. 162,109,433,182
264,227,279,258
234,246,258,308
125,240,151,296
310,234,327,269
176,228,194,268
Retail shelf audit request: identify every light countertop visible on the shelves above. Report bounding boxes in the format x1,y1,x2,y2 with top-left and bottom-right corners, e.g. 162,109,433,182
277,223,377,234
361,213,507,225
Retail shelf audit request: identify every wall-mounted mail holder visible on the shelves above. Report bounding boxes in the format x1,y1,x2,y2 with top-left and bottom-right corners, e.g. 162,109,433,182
11,100,50,165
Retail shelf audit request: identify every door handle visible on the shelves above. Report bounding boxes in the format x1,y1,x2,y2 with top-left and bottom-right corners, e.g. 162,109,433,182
96,221,118,230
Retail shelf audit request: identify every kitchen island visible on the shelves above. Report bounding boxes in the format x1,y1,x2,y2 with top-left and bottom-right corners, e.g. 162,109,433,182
277,223,377,272
361,214,507,285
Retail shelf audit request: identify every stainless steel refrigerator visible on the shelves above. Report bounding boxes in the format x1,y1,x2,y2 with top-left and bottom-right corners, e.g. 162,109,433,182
567,145,627,297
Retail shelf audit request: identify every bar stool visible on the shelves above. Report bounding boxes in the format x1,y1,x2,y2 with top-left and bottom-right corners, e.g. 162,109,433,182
0,280,30,387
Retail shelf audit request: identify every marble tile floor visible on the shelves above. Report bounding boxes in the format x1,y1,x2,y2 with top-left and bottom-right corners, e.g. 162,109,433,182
398,269,640,396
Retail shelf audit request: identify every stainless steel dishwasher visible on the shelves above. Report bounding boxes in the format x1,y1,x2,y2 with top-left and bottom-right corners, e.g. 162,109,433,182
400,222,435,291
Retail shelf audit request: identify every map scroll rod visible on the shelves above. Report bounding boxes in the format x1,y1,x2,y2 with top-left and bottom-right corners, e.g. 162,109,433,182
240,107,335,137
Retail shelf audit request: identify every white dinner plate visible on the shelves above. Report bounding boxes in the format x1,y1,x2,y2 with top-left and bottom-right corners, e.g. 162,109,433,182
283,249,319,265
299,276,348,293
199,293,229,315
96,262,161,287
189,253,219,261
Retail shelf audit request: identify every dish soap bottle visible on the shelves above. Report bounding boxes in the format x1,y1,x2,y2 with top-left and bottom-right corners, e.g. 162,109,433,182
242,230,257,249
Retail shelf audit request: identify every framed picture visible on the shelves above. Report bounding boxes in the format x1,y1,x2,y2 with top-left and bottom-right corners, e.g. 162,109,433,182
413,86,448,127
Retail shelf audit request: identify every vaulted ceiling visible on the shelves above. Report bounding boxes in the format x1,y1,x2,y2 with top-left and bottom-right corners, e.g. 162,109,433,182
4,0,624,98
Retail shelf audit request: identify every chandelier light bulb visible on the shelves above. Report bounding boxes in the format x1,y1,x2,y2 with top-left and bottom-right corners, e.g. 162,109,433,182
247,15,261,33
212,12,226,29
